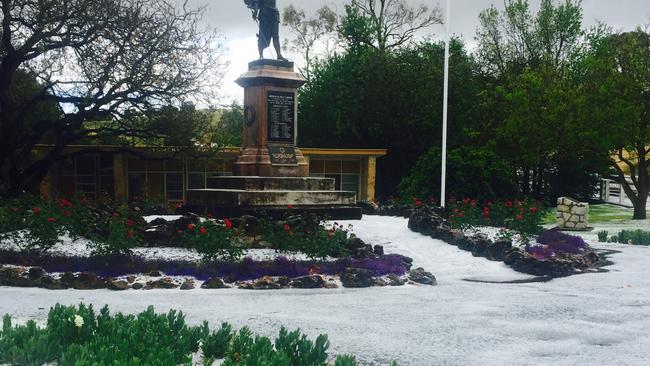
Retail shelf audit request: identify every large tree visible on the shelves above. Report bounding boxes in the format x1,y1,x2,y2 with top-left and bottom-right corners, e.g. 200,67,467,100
473,0,606,200
0,0,225,198
581,29,650,219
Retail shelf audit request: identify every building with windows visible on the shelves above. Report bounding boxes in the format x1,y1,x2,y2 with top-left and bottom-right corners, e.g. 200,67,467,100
36,146,386,204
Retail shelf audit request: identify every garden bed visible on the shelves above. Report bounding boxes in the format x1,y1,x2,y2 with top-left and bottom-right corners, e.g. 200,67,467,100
407,206,601,278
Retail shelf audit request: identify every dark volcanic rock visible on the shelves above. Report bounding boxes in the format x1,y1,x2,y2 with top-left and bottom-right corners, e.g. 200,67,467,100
408,268,437,286
146,277,178,289
373,245,384,256
28,267,45,279
201,277,228,289
131,283,144,290
505,249,574,277
400,256,414,271
106,278,129,291
180,278,196,290
340,268,374,288
346,237,374,258
37,275,66,290
147,271,162,277
0,267,33,287
73,272,105,290
387,274,406,286
290,275,325,289
486,241,513,261
251,276,282,290
470,236,490,258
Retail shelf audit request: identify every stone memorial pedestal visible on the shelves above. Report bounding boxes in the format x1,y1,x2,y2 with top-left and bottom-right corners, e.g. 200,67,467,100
187,59,361,219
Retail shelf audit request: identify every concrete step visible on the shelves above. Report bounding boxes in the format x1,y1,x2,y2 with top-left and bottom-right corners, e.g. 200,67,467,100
188,189,356,207
207,176,335,191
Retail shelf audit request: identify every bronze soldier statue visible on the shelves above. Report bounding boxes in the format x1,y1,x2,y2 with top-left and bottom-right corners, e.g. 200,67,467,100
245,0,288,61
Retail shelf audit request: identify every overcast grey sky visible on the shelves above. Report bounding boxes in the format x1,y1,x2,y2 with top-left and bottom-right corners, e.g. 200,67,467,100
182,0,650,103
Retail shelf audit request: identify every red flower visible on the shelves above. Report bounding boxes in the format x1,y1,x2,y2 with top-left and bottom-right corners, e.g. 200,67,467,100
414,199,423,207
200,227,207,235
64,210,72,217
487,201,493,207
516,214,524,221
470,200,477,206
530,207,538,214
505,201,513,208
125,219,135,227
207,213,213,219
187,223,195,231
32,207,41,214
283,223,291,231
453,208,459,213
113,212,120,218
287,205,295,209
47,217,56,223
458,212,464,218
127,230,135,238
224,219,233,229
174,203,182,209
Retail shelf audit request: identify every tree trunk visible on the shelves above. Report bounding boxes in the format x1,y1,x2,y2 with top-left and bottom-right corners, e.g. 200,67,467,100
632,196,647,220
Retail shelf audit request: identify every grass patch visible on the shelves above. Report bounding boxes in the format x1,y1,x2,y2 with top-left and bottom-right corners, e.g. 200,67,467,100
543,204,647,224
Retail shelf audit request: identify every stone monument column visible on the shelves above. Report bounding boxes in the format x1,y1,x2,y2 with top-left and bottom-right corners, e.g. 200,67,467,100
232,59,308,177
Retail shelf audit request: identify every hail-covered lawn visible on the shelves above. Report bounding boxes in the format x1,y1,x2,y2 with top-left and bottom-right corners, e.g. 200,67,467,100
1,216,650,365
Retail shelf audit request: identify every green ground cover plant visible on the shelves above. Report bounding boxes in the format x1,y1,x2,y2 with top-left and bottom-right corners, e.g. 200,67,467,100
0,303,369,366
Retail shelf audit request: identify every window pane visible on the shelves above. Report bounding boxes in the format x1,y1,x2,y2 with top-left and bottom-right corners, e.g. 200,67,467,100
324,160,341,174
342,175,360,194
309,160,324,174
188,173,206,189
99,156,113,172
128,173,145,199
166,173,183,191
342,160,360,174
147,173,164,198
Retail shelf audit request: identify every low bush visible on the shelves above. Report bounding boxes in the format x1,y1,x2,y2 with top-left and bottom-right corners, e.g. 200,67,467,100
447,198,545,245
0,196,65,253
261,216,352,260
597,230,609,242
615,230,650,246
0,303,367,365
181,219,245,262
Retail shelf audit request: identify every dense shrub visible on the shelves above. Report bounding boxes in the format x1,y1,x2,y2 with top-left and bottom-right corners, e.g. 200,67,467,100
0,303,367,365
398,145,518,202
181,219,245,262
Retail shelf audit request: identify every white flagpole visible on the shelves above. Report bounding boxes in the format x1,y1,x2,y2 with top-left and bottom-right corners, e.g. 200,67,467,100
440,0,451,208
440,0,451,207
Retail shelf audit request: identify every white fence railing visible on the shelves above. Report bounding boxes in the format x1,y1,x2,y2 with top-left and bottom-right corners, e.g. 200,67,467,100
599,178,641,207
